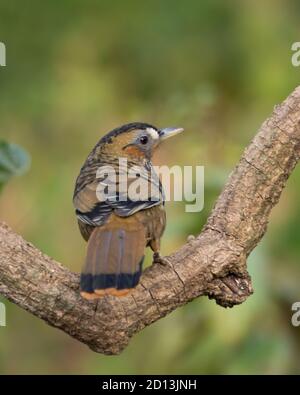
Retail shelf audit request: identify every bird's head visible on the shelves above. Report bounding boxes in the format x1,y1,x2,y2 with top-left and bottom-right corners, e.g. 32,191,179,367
99,122,184,160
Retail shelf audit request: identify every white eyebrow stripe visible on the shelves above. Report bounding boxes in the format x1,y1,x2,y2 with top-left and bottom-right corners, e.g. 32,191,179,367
146,128,159,140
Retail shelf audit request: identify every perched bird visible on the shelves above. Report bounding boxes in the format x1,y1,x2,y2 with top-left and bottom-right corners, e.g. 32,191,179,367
73,122,183,300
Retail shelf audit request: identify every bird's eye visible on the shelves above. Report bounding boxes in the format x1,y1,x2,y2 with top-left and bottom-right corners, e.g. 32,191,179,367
140,135,149,145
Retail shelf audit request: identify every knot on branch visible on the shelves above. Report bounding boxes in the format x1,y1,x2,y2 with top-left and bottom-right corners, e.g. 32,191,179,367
207,272,253,308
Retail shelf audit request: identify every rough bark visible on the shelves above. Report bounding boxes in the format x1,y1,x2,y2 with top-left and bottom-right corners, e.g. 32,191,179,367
1,87,300,355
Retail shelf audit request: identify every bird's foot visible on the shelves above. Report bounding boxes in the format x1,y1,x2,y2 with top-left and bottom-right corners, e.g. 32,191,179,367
153,252,170,266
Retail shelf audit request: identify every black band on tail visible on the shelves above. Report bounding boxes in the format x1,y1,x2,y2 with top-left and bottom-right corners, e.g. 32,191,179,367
80,258,144,293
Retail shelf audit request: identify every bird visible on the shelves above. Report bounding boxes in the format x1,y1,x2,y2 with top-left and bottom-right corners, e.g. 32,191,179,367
73,122,183,300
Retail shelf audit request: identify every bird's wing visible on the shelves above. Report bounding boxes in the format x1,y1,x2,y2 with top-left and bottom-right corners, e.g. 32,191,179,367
73,180,112,226
73,161,164,226
107,162,164,217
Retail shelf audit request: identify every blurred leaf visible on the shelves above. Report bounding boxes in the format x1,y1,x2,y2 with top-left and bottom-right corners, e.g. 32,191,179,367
0,141,30,191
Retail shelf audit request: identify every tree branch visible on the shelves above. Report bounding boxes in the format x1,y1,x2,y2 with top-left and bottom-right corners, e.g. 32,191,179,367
1,87,300,355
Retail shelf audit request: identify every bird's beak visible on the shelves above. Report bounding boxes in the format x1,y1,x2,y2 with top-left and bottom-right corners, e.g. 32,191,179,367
158,127,184,141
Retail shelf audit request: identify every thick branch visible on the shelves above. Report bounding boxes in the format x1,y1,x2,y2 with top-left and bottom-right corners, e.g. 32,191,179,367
1,87,300,355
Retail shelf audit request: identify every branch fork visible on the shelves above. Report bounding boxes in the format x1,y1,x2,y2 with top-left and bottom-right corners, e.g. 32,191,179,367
1,87,300,354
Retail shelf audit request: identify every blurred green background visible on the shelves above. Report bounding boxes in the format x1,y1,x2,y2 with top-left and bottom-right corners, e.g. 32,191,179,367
1,0,300,374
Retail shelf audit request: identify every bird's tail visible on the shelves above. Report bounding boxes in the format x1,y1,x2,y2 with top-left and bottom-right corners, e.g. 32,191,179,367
80,216,146,299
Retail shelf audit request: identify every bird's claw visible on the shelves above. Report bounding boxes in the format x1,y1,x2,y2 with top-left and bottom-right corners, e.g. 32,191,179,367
153,252,170,266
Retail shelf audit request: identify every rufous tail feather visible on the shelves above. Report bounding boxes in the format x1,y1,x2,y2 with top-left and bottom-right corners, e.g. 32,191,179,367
80,215,146,299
